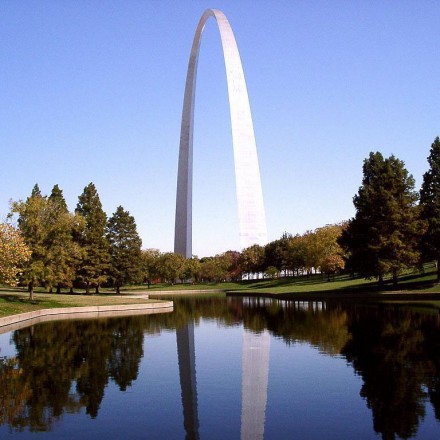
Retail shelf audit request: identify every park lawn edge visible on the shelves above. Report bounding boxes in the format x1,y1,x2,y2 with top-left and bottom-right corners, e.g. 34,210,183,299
0,289,169,319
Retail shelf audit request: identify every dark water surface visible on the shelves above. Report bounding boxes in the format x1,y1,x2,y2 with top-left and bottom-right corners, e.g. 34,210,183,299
1,295,440,439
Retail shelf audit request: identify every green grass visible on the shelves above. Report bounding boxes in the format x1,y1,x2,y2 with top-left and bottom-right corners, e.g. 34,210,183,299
0,289,159,319
138,263,440,296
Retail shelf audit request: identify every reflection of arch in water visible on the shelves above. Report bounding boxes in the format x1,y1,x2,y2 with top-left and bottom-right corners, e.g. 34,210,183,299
174,8,267,257
176,322,199,440
241,331,270,439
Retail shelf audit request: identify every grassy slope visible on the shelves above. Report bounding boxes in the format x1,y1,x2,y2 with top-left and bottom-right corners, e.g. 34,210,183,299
134,264,440,295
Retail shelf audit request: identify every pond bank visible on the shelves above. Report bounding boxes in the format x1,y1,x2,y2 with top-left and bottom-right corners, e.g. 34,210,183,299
0,301,173,334
226,290,440,302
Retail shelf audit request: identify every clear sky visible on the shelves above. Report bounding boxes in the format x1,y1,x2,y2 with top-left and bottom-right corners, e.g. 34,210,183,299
1,1,439,257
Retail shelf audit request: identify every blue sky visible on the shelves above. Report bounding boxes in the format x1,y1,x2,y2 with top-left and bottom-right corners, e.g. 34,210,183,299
1,1,439,257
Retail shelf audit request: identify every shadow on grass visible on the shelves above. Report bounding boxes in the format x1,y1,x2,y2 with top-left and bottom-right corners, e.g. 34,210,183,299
244,274,362,290
0,292,38,305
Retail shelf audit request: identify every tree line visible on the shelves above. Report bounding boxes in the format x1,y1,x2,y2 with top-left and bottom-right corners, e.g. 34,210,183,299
141,225,345,285
340,137,440,286
2,182,143,298
1,137,440,292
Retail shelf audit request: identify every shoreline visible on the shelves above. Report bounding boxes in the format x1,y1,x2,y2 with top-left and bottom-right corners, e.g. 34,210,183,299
0,301,173,334
225,290,440,301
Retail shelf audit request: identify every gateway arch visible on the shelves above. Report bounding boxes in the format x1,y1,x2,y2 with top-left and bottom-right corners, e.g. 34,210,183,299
174,8,267,257
174,11,270,440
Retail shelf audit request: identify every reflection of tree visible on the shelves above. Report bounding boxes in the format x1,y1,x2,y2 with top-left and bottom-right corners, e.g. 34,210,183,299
341,306,440,440
419,314,440,422
0,357,32,428
2,295,440,438
12,324,83,431
108,319,144,391
0,316,146,431
239,299,351,355
236,298,440,439
74,321,111,418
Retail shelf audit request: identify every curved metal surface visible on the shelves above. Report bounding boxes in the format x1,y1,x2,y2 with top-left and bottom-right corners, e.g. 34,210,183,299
174,9,267,257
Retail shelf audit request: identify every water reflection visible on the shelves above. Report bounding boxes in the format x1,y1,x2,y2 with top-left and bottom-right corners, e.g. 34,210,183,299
0,317,146,430
177,322,199,440
240,330,270,440
0,296,440,439
342,306,440,440
239,298,440,440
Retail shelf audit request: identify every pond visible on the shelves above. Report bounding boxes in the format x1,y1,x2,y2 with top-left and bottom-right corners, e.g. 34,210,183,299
1,295,440,439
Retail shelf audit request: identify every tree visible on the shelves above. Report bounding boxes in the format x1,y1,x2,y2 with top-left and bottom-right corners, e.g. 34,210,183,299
299,230,320,277
314,224,346,280
49,184,68,212
75,183,110,294
45,185,83,293
264,266,278,279
200,257,221,282
200,254,230,282
107,206,143,294
223,250,243,281
184,256,201,283
340,152,425,286
11,185,49,298
239,244,265,278
141,249,162,287
10,185,80,298
0,223,31,287
285,234,306,276
420,137,440,282
264,233,291,276
158,253,185,284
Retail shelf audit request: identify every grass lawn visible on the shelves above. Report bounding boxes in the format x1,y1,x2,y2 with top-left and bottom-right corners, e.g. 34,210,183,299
136,264,440,295
0,288,159,319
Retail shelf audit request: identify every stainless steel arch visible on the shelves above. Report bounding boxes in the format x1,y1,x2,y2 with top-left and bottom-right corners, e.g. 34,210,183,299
174,9,267,257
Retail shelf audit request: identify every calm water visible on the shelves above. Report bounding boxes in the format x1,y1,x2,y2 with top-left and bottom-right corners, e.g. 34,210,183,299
1,295,440,440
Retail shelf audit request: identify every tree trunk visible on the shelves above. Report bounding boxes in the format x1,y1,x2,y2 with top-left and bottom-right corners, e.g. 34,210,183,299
116,282,120,295
56,283,61,294
28,281,34,301
392,269,398,287
85,280,90,295
95,284,100,294
378,273,384,287
70,287,74,294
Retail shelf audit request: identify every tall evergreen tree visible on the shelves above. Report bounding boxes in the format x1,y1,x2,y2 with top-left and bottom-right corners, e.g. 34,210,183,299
420,137,440,282
46,185,82,293
75,183,109,294
106,206,142,294
340,152,425,286
49,184,68,212
30,183,42,198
